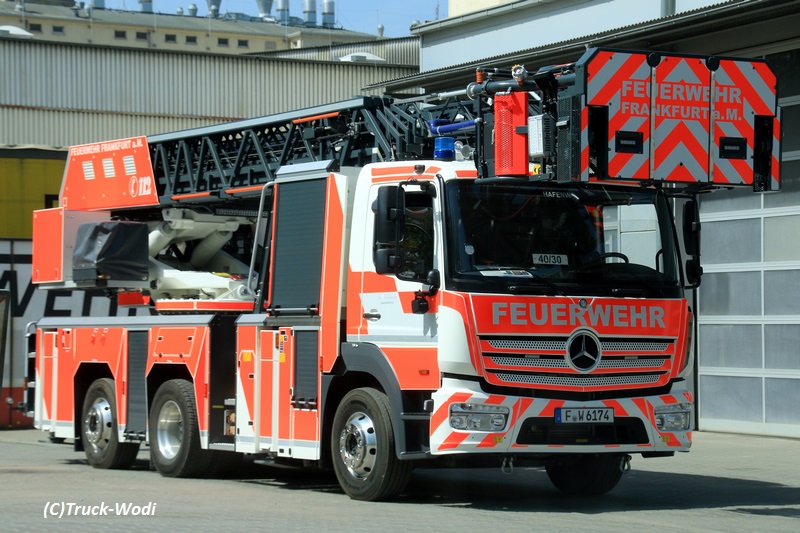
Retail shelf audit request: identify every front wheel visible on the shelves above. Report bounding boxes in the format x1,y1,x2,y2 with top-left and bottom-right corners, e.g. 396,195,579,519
81,378,139,469
149,379,212,478
546,454,627,496
331,388,413,501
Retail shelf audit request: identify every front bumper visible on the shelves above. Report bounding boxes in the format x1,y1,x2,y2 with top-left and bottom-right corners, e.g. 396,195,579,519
429,378,692,455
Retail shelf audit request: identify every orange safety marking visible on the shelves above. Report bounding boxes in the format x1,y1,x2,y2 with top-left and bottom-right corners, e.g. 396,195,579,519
588,52,647,108
264,184,280,310
292,111,339,124
632,398,655,427
381,346,440,390
442,292,482,373
118,292,150,306
319,174,346,373
371,174,438,184
225,185,267,195
171,191,212,201
580,106,590,178
258,330,276,441
346,265,368,337
155,300,254,312
539,399,565,417
438,431,470,450
370,165,442,177
653,122,710,182
292,410,318,441
602,399,629,417
31,208,65,283
659,395,678,405
455,169,478,178
360,271,399,293
237,326,258,432
278,328,293,441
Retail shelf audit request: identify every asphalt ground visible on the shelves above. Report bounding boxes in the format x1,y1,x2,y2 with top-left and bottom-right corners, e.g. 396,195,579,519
0,428,798,532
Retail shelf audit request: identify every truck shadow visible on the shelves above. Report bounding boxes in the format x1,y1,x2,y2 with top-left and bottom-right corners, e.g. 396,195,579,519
236,463,800,514
398,468,800,514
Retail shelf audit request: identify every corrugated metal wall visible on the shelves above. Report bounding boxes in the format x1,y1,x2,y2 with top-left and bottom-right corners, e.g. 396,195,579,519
0,39,418,147
262,36,420,65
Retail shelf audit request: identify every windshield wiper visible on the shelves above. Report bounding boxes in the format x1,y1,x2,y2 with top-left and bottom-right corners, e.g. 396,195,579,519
509,272,566,296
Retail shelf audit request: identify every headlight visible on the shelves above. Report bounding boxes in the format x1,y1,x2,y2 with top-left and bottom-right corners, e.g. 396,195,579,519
449,403,510,432
654,403,692,431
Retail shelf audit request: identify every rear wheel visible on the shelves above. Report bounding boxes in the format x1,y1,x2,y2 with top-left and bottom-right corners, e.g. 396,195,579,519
81,378,139,469
331,388,413,501
149,379,212,478
546,454,626,496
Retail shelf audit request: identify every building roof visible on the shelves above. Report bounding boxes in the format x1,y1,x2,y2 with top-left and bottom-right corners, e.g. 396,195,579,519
0,1,376,40
376,0,799,94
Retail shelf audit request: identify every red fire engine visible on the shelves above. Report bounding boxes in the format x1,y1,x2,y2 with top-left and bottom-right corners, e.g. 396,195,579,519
28,48,780,500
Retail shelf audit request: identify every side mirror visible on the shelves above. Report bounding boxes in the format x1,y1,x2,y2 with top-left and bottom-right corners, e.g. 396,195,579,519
686,259,703,287
374,186,404,274
683,200,700,257
683,200,702,287
426,269,440,293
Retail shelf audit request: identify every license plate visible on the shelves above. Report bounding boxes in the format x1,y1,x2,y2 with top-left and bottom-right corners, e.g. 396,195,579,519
555,408,614,424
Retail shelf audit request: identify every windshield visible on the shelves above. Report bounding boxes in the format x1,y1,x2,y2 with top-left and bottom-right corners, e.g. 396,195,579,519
444,181,682,298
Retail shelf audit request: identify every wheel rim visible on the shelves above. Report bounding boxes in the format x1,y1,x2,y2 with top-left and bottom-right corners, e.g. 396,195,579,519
338,410,378,480
156,400,183,461
84,397,113,454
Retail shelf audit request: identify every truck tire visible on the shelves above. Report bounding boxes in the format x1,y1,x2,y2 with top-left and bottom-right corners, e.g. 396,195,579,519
149,379,212,478
331,388,413,501
545,454,625,496
81,378,140,469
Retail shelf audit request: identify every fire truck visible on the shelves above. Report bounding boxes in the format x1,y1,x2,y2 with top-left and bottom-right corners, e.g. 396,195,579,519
28,48,780,501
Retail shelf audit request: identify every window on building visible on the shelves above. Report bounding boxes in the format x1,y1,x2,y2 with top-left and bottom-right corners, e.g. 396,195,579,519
238,39,249,48
218,37,229,47
114,30,127,40
186,35,197,45
136,31,148,41
52,26,64,35
28,23,42,33
165,34,177,44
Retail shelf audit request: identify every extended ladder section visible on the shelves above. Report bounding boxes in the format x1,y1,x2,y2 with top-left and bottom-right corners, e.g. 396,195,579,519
147,96,477,207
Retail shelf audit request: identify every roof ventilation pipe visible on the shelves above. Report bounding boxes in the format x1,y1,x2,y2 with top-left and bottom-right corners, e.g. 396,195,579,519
188,3,198,16
256,0,273,19
139,0,152,13
303,0,316,27
321,0,335,29
207,0,222,17
277,0,289,25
